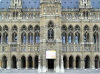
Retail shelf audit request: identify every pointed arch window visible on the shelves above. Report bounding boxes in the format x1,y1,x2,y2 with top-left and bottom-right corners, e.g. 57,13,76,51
84,32,89,42
12,25,17,31
62,32,67,44
93,25,99,44
75,32,80,44
21,32,26,44
48,28,54,40
12,32,17,42
35,32,40,44
28,32,33,44
48,21,54,40
68,32,73,44
3,32,8,43
34,25,40,44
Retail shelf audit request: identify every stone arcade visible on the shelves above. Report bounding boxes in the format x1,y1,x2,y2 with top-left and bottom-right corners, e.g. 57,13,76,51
0,0,100,73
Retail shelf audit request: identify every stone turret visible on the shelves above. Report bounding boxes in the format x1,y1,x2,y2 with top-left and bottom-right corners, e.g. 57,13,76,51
10,0,22,9
79,0,92,8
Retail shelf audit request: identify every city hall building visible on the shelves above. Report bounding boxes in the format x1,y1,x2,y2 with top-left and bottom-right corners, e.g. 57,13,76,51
0,0,100,72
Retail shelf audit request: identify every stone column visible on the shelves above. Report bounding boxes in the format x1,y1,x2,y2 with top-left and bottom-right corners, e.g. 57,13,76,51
7,57,11,69
74,59,76,69
91,59,95,69
81,59,85,69
61,55,64,72
55,58,60,72
67,58,69,69
38,55,41,72
17,58,21,69
0,58,2,69
42,51,47,72
26,58,28,69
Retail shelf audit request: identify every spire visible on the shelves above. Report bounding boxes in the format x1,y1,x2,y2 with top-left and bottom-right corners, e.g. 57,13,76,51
79,0,92,8
10,0,22,9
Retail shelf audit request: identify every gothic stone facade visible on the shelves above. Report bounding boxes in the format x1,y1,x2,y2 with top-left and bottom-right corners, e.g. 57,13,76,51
0,0,100,72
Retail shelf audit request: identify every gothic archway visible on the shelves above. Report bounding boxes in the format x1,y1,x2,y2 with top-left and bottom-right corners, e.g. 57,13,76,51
76,56,81,68
95,56,99,69
28,56,33,68
85,56,90,68
21,56,26,68
69,56,74,68
11,56,17,68
63,55,67,69
34,56,38,69
2,56,7,68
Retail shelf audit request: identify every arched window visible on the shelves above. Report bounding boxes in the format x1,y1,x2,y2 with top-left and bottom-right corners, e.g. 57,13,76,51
28,32,33,44
75,32,80,44
93,32,99,44
28,25,33,31
34,25,40,44
34,25,40,32
75,25,80,31
68,32,73,44
12,25,17,31
34,32,40,44
84,25,89,43
3,32,8,43
21,25,27,31
12,32,17,42
48,21,54,40
93,25,99,44
68,25,73,31
61,25,67,31
48,28,54,40
93,25,98,31
62,32,67,44
21,32,26,44
3,25,8,31
84,25,89,31
84,32,89,42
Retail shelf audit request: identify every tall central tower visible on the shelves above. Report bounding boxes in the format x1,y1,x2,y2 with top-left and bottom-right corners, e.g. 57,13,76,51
40,0,62,72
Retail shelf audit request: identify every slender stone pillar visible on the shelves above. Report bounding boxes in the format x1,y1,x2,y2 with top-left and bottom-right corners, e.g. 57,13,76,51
26,58,28,69
74,59,76,69
38,55,41,72
0,58,2,69
61,55,64,72
56,59,60,72
82,59,85,69
42,49,47,72
67,59,69,69
7,57,11,69
91,59,95,69
17,59,21,69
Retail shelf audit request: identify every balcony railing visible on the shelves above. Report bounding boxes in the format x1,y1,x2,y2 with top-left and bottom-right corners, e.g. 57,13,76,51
62,44,100,52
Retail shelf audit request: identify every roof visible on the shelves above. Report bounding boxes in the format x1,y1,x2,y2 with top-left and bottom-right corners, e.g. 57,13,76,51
0,0,40,9
0,0,100,9
61,0,79,9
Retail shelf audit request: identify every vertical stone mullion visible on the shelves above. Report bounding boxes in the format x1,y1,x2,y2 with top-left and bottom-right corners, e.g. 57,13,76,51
67,56,69,69
26,57,28,69
0,58,2,69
